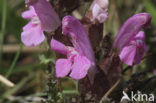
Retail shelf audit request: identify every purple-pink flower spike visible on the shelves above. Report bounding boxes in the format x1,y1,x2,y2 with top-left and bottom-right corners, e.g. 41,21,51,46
90,0,109,23
113,13,151,51
51,16,95,79
119,31,147,66
21,0,60,47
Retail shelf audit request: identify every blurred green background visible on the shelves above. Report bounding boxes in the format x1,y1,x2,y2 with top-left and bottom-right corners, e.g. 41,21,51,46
0,0,155,103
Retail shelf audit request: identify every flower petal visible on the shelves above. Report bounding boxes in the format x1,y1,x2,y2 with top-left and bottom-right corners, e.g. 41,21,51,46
90,0,109,10
70,55,91,79
92,4,101,19
113,13,151,51
67,47,78,62
50,38,68,55
21,21,45,47
134,31,147,64
134,47,144,64
96,10,108,23
62,16,95,64
56,59,72,78
22,6,36,19
135,31,147,52
135,31,145,41
119,45,137,66
31,0,60,32
90,0,109,23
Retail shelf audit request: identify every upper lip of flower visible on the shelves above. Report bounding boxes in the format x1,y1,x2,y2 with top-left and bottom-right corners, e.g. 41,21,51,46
113,13,151,52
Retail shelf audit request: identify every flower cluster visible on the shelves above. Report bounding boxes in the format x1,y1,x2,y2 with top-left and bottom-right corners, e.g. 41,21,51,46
21,0,152,80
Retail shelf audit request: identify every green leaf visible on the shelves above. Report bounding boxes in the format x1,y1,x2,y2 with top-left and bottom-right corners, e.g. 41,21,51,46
39,55,55,64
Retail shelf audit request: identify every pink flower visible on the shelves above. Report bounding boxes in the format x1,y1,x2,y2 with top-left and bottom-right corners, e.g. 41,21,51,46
119,31,147,66
51,16,95,79
113,13,151,66
90,0,109,23
21,0,60,47
113,13,151,51
62,16,95,64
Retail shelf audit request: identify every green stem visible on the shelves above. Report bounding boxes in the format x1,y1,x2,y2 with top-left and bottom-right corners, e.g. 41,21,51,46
62,90,78,94
6,43,23,78
0,0,7,64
